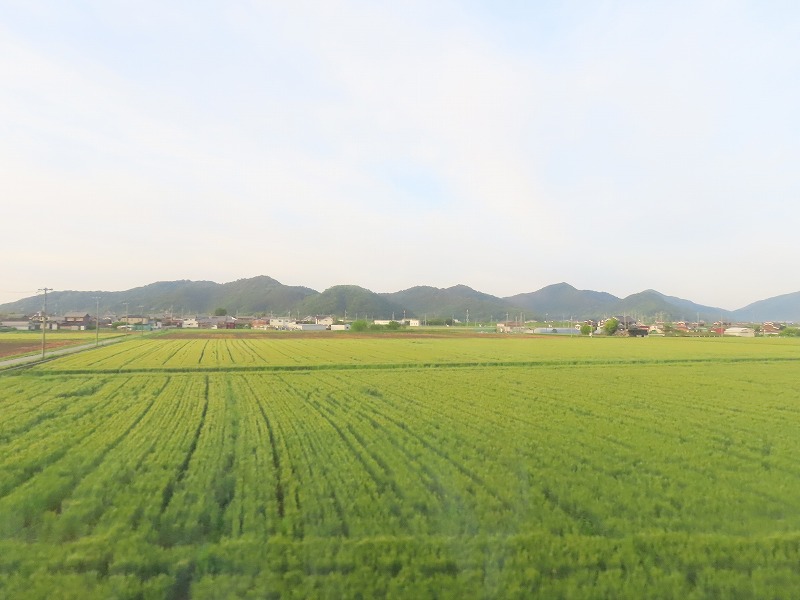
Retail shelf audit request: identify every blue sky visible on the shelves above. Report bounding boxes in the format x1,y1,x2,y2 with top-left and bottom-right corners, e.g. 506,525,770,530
2,1,799,309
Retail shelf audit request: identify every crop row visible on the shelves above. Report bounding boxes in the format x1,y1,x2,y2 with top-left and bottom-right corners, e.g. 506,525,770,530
4,363,800,543
29,335,800,373
2,343,800,597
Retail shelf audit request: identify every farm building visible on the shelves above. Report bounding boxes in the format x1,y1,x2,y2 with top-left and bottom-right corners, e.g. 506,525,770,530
724,327,755,337
533,327,579,335
291,323,327,331
0,319,34,331
496,321,528,333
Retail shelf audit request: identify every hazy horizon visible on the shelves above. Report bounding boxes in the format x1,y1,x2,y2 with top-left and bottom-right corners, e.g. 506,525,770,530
3,2,799,309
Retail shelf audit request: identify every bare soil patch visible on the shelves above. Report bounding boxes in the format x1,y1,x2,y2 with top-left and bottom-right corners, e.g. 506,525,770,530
0,340,78,359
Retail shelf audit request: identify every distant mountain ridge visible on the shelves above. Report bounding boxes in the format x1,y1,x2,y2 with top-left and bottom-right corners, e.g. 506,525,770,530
506,283,620,318
383,285,520,322
0,276,796,322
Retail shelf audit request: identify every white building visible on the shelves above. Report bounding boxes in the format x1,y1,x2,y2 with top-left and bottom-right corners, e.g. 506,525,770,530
724,327,756,337
0,320,33,331
270,317,295,329
290,323,327,331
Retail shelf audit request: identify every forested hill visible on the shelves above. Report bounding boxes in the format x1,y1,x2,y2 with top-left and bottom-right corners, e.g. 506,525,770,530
0,276,796,321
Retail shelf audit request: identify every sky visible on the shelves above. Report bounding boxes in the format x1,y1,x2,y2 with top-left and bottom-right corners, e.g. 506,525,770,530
2,1,799,310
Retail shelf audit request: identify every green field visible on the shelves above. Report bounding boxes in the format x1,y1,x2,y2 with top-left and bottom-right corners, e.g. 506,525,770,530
2,333,800,598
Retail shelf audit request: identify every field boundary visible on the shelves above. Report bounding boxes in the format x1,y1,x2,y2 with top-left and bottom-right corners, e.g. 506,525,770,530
13,355,800,377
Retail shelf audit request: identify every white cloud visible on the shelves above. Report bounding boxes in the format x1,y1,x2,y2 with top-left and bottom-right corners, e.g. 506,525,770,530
1,2,799,308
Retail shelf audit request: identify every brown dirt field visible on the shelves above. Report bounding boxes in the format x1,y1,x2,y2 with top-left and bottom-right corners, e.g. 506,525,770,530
0,340,78,359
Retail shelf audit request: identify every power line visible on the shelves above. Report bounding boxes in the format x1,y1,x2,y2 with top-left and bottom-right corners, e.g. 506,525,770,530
38,288,53,358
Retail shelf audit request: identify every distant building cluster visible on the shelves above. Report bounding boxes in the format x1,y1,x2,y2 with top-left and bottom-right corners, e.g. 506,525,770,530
0,310,790,338
495,316,787,337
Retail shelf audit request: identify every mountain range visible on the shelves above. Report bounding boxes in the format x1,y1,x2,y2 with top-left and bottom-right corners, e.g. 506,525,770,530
1,277,797,323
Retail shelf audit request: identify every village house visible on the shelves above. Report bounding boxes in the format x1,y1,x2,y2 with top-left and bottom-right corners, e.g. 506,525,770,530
210,316,237,329
252,318,270,330
674,321,691,333
182,316,212,329
120,315,150,326
269,317,295,330
63,312,92,330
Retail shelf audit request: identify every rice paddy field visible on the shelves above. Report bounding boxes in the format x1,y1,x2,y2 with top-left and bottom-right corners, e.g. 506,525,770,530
2,332,800,598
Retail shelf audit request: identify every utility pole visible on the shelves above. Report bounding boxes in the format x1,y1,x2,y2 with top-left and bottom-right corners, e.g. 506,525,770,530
93,296,101,347
38,287,52,358
123,302,129,335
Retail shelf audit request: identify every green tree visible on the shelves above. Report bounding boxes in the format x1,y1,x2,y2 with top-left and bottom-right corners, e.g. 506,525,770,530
603,318,619,336
350,319,369,332
213,308,227,316
386,320,401,330
580,323,592,336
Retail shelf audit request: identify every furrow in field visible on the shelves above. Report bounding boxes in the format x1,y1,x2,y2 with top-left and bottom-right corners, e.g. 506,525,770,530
313,372,538,536
300,370,511,530
257,374,358,538
0,376,114,442
34,377,171,541
29,354,800,375
156,375,242,546
221,377,276,539
0,376,134,498
0,376,166,539
237,375,304,537
159,340,193,366
82,376,209,537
